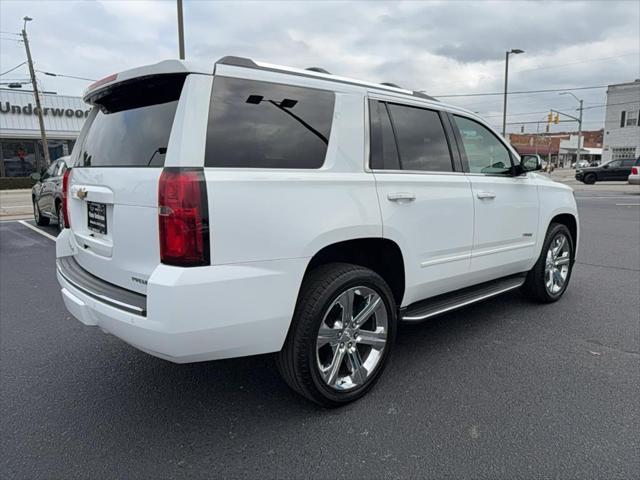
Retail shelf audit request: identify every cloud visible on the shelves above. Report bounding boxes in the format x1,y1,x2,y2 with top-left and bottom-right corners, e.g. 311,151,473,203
1,0,637,132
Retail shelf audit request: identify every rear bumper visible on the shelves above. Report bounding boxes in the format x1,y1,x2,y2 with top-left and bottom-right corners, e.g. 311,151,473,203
628,175,640,185
56,234,307,363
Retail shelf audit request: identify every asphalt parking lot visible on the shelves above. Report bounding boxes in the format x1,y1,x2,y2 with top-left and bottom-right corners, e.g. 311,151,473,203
1,193,639,479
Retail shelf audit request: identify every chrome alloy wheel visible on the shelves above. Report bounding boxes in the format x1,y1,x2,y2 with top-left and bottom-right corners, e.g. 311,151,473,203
315,286,388,391
545,233,571,295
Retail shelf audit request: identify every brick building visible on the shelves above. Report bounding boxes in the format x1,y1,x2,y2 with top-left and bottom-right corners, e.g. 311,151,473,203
509,129,603,166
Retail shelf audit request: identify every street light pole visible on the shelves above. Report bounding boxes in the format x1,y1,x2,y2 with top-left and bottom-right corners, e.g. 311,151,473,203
559,92,583,166
502,48,524,138
21,16,50,171
177,0,185,60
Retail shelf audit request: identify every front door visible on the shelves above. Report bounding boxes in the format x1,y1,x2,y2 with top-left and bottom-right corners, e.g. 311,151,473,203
450,114,539,279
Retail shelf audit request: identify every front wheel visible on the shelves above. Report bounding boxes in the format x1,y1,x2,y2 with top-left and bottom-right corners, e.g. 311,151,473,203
276,263,397,407
583,173,596,184
523,223,574,303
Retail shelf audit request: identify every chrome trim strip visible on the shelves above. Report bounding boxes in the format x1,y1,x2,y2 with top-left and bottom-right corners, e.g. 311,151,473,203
56,262,146,316
402,282,524,321
471,241,535,258
421,252,471,267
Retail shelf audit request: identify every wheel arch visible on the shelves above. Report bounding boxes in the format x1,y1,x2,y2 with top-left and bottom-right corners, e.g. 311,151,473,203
549,213,578,257
302,238,406,306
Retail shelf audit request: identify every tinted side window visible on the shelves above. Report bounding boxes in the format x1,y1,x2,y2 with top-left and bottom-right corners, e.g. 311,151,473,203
369,100,400,170
621,159,635,167
453,116,512,174
205,77,335,169
386,104,452,172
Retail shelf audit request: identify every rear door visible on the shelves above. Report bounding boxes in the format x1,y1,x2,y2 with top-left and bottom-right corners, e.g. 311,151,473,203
369,98,474,305
38,161,58,215
65,74,187,293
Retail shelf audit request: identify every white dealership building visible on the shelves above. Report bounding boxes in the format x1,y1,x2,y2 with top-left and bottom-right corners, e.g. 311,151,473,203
0,89,89,177
601,79,640,163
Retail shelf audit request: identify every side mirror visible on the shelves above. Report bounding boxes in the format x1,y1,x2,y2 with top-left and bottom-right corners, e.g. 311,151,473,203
602,164,609,169
520,155,542,172
30,172,41,181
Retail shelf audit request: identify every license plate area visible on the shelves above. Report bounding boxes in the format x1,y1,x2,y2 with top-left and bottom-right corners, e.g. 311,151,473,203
87,202,107,235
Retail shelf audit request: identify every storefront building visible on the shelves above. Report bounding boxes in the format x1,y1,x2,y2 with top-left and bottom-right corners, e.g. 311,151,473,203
0,89,89,177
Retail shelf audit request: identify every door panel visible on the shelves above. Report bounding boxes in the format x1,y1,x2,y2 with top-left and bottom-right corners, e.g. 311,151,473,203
450,114,539,279
375,173,474,305
468,175,539,277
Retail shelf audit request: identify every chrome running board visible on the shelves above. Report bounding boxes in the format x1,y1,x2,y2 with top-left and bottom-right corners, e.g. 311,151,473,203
401,273,526,322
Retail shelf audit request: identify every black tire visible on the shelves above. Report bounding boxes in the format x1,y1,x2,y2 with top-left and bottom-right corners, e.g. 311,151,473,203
276,263,397,407
523,223,574,303
33,199,50,226
583,173,596,185
56,202,64,231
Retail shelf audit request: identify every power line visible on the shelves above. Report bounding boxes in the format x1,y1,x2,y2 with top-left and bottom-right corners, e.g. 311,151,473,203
432,84,609,98
36,70,96,82
0,61,27,76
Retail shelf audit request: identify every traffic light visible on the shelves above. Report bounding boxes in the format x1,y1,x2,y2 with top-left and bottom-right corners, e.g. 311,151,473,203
554,114,560,124
547,112,553,123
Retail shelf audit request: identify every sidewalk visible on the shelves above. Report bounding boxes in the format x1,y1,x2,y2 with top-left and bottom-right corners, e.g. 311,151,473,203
0,189,33,219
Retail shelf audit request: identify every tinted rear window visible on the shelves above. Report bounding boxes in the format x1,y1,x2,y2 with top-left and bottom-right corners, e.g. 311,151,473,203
386,104,453,172
77,74,185,168
205,77,335,169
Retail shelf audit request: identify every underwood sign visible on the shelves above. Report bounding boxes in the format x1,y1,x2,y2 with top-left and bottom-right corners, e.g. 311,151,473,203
0,102,90,118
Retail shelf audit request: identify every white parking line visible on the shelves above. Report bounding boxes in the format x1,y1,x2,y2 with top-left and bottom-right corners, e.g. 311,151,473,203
615,203,640,206
1,205,32,209
18,220,57,241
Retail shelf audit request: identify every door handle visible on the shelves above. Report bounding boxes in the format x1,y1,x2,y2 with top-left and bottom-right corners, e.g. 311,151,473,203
476,191,496,199
387,192,416,202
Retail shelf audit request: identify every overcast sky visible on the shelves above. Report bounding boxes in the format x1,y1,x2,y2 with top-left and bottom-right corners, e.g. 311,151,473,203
1,0,638,133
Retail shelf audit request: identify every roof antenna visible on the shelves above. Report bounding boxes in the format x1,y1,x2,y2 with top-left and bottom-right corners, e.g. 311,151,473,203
306,67,331,74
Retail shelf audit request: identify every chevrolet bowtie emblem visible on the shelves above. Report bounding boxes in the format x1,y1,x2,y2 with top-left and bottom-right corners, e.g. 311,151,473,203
77,188,88,199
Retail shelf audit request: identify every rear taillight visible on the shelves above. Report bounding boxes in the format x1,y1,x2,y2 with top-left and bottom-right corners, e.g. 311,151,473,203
158,168,210,267
62,168,72,229
632,167,639,175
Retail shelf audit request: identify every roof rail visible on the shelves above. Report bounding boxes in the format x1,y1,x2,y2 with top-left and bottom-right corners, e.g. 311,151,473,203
306,67,331,74
413,91,439,102
215,56,259,69
214,56,439,103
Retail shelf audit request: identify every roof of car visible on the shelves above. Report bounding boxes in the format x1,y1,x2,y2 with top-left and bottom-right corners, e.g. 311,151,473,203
84,56,482,123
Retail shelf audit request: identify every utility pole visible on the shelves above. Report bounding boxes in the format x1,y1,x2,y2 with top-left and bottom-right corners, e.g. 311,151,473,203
177,0,185,60
559,92,583,167
576,99,583,166
22,16,50,171
502,48,524,137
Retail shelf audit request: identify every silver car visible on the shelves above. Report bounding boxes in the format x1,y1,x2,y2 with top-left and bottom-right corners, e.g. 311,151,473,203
31,156,69,230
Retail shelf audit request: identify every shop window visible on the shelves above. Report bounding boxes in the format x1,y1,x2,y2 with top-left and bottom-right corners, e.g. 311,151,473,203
0,140,37,177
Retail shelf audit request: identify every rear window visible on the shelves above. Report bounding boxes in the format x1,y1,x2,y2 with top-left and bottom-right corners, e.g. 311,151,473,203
205,77,335,169
77,74,186,168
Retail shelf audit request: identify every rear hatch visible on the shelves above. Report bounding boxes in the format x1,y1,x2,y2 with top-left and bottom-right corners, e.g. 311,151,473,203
66,73,187,294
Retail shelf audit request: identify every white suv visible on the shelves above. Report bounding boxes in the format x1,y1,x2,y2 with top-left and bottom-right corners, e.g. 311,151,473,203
56,57,579,406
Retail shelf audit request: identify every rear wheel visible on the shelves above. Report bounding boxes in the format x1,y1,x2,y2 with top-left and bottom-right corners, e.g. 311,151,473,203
276,263,397,407
33,199,50,226
523,223,574,303
583,173,596,184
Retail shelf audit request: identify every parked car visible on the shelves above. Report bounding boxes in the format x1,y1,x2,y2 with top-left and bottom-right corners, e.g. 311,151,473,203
571,160,589,169
575,157,640,184
55,57,579,407
628,164,640,185
31,156,70,230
